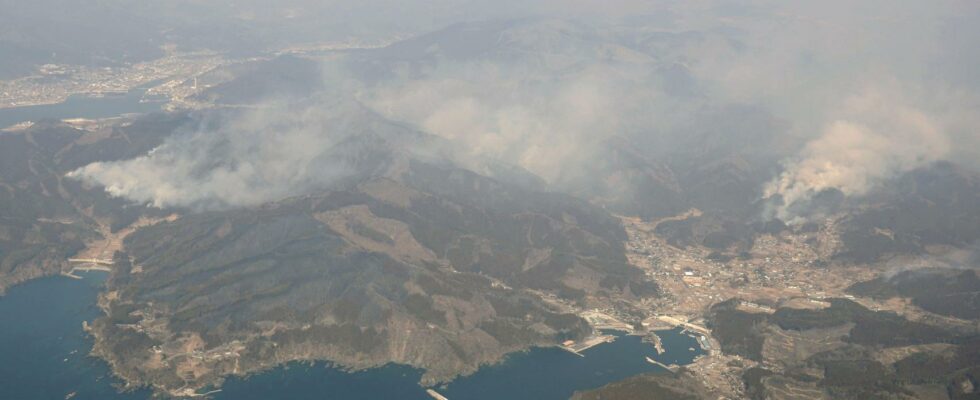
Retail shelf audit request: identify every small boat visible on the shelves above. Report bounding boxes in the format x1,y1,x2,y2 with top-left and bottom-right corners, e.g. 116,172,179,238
65,392,76,399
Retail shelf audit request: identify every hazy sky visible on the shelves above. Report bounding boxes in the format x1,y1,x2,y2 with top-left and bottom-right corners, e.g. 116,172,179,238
61,1,980,218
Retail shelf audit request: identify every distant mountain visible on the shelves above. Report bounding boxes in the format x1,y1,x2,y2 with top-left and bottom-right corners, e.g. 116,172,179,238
834,162,980,263
848,268,980,320
0,1,168,78
561,136,685,221
341,18,778,222
0,0,429,79
344,19,615,82
192,55,324,105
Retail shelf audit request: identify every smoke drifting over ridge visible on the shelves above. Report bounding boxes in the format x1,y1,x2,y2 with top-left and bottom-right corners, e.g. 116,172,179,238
360,62,655,184
882,241,980,279
69,100,356,210
763,86,954,221
66,1,980,216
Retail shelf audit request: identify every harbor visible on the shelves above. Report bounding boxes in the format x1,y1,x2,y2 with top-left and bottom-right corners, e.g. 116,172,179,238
63,258,114,279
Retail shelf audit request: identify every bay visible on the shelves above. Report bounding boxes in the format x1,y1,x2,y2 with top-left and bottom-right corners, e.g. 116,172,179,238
0,89,165,129
0,273,703,400
0,272,151,400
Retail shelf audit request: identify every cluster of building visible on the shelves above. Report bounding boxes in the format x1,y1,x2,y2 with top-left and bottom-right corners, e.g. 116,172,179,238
616,215,883,397
622,215,875,317
0,51,226,109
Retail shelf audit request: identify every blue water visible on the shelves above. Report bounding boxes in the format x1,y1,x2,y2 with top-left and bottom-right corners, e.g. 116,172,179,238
0,89,165,128
1,81,703,399
437,329,701,400
0,272,151,400
216,328,702,400
0,274,703,400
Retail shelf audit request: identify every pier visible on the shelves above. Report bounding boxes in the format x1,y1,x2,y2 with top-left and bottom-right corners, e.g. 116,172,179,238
559,334,616,357
426,388,449,400
648,332,665,354
696,334,712,353
645,356,679,373
559,347,586,357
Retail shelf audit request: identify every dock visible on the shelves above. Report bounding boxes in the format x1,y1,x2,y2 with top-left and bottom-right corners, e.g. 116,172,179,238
696,334,712,353
172,388,222,397
648,332,665,354
61,272,83,280
64,258,114,278
559,334,616,356
426,388,449,400
63,265,112,279
645,356,679,373
559,346,586,357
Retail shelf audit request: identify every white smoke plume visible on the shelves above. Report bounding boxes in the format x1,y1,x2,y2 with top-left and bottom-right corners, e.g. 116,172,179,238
882,241,980,279
65,1,980,213
763,86,953,221
359,62,660,183
68,99,355,210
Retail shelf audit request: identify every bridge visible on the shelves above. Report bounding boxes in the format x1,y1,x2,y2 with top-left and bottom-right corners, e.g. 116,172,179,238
655,315,710,336
67,258,115,266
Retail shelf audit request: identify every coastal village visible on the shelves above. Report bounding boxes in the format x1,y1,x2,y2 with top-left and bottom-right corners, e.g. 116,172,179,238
531,212,894,399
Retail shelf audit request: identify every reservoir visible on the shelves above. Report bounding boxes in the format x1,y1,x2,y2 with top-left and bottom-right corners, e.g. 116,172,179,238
0,273,704,400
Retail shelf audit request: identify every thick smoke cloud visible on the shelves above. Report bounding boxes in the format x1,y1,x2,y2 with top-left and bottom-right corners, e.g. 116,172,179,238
360,62,663,183
883,241,980,279
67,1,980,214
69,100,354,210
684,1,980,221
763,86,953,221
